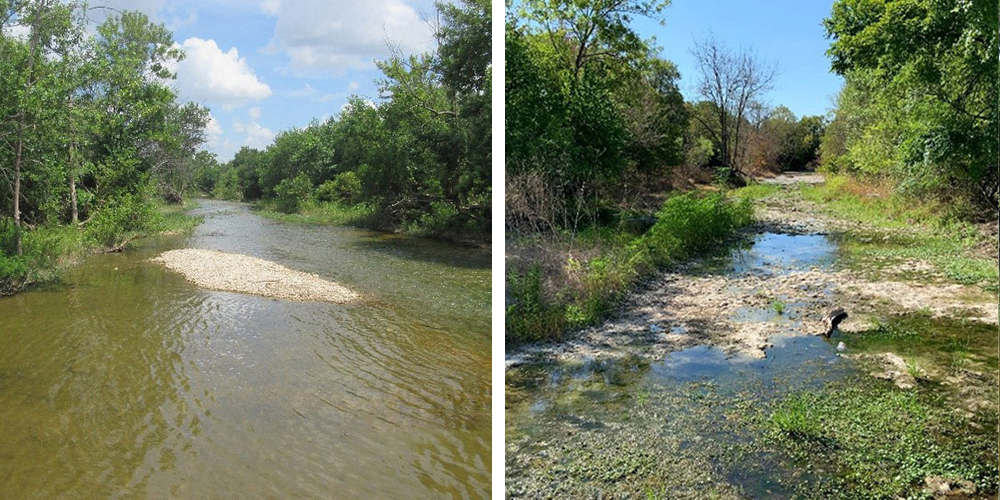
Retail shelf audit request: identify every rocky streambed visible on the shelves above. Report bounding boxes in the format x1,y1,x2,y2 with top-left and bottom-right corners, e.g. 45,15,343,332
506,177,999,499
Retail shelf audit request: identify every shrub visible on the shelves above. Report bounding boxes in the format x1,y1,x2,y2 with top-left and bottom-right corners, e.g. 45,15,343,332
643,192,753,264
316,171,362,204
274,172,313,213
85,194,160,249
506,265,566,344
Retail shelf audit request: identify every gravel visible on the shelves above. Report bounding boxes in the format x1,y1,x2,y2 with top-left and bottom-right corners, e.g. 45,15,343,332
152,248,359,303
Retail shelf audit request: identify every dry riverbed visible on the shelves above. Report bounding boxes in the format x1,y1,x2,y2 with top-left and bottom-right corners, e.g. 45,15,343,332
153,248,358,303
506,174,999,499
507,174,997,368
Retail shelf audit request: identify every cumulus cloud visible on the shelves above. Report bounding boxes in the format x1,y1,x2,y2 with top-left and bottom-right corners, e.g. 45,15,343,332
206,113,224,136
265,0,434,73
172,37,272,111
248,107,261,119
260,0,281,15
234,121,275,149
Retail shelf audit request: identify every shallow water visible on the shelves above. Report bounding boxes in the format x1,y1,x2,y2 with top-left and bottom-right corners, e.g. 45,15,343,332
0,199,490,499
507,227,998,498
731,232,837,275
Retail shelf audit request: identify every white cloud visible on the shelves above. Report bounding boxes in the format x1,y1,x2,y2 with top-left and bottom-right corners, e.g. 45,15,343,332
260,0,281,15
248,107,261,119
265,0,434,74
168,10,198,31
206,113,224,137
171,37,271,111
234,121,275,149
3,24,30,41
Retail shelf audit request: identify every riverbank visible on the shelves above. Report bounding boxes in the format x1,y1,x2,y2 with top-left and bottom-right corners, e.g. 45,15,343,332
507,173,997,364
0,201,202,296
249,199,491,249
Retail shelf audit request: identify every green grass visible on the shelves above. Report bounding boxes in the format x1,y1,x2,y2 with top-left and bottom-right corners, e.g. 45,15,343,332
798,175,998,290
257,199,374,227
770,299,786,315
732,182,782,201
768,381,999,499
506,192,753,344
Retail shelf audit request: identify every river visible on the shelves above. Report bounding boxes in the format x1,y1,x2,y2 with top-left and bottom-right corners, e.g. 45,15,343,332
0,199,491,499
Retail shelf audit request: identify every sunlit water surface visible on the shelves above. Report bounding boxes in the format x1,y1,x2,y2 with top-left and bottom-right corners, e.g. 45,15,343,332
0,199,491,499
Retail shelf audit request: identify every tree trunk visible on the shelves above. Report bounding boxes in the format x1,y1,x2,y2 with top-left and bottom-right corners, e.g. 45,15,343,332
13,124,23,256
69,141,78,225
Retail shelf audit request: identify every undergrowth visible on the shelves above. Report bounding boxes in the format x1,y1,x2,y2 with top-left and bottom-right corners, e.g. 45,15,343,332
506,192,752,344
768,380,999,499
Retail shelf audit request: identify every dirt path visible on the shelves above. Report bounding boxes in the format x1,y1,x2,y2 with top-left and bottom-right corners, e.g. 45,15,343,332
507,175,997,367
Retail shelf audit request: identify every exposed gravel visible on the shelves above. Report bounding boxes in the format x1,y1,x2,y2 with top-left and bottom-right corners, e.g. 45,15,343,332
152,248,359,303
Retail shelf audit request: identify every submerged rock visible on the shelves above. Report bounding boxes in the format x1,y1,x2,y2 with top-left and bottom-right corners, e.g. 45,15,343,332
924,476,976,499
849,352,917,390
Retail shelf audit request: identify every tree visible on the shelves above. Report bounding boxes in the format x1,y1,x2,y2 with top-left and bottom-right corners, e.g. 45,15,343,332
0,0,78,254
691,35,777,183
824,0,998,215
518,0,670,80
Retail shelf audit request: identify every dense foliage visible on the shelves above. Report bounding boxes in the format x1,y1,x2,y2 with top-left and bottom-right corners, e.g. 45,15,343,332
505,0,688,232
821,0,998,218
210,0,491,243
0,1,212,291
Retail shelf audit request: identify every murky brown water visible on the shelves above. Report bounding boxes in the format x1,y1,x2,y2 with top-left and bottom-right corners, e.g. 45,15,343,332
0,199,491,499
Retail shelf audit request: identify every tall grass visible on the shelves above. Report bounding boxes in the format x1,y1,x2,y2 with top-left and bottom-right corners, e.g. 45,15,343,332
506,192,753,344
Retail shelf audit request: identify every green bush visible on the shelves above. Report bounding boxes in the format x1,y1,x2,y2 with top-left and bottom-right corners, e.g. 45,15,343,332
274,172,313,213
506,265,566,344
85,194,160,249
643,192,753,264
316,171,362,204
0,253,29,295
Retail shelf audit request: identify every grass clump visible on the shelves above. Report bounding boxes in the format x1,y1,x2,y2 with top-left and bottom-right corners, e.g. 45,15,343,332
771,394,823,439
800,174,998,289
769,382,999,499
506,192,753,345
770,299,786,315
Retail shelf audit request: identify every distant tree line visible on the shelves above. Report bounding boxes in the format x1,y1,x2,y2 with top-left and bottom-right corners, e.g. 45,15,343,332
0,0,212,256
204,0,491,243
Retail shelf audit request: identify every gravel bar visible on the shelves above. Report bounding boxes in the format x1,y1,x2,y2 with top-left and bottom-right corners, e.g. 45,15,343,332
152,248,358,303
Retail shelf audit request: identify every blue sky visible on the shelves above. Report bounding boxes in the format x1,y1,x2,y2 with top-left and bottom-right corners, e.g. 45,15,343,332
633,0,844,120
95,0,439,161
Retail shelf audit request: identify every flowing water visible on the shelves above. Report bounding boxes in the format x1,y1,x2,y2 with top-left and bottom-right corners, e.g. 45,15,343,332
0,199,491,499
